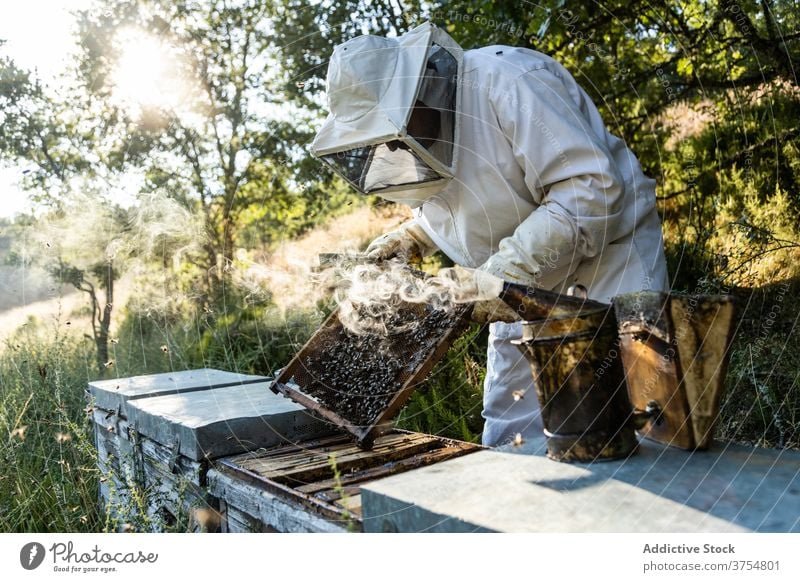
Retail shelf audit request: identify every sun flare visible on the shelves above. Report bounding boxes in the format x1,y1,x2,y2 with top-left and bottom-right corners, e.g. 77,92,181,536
110,27,190,116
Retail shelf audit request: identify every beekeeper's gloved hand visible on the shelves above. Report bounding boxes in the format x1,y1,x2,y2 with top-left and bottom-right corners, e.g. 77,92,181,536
477,252,543,288
366,221,437,262
437,265,521,324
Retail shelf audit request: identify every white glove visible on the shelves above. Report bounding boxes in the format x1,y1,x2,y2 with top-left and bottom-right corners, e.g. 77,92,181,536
365,221,437,262
437,265,504,302
437,265,520,323
478,252,543,287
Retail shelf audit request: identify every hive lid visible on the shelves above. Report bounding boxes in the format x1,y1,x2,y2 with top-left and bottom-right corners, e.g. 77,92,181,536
87,368,265,417
124,382,334,461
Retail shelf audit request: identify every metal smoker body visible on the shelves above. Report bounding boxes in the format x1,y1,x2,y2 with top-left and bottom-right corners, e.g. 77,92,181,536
614,291,737,450
515,306,639,462
500,283,736,462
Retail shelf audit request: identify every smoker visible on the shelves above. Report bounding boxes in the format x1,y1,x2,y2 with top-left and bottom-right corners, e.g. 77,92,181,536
510,285,736,462
512,303,639,462
613,291,737,450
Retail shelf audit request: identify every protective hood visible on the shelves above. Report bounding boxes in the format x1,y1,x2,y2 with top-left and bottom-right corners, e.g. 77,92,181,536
311,22,463,207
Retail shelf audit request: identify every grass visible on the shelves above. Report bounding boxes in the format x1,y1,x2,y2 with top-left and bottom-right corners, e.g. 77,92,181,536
0,307,281,533
0,325,102,532
396,324,488,443
717,278,800,449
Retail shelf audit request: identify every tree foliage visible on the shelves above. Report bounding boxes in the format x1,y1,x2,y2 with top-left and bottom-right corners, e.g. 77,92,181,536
67,0,358,284
3,1,358,303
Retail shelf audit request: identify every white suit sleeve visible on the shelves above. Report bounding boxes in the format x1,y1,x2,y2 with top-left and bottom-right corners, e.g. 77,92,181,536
481,67,625,289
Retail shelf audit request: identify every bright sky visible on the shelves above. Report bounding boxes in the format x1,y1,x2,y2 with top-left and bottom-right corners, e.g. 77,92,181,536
0,1,99,218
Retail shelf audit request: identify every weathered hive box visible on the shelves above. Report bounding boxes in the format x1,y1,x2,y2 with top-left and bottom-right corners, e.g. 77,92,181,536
87,368,332,530
208,430,480,532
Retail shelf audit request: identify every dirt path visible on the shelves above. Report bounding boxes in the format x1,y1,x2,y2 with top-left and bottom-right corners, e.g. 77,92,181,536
0,275,135,346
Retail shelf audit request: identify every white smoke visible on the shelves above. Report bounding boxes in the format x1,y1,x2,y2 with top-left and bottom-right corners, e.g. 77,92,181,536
232,252,314,308
228,205,410,313
228,250,502,336
107,192,205,271
22,191,204,273
327,259,502,335
110,192,207,315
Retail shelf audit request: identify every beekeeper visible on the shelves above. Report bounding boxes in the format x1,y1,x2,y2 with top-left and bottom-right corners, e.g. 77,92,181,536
310,22,669,447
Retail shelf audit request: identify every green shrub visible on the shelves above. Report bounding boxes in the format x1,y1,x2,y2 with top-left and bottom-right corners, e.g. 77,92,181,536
718,279,800,449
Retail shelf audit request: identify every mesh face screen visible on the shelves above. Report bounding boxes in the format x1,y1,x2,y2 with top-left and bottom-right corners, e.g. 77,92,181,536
322,142,440,194
321,43,459,195
413,43,457,167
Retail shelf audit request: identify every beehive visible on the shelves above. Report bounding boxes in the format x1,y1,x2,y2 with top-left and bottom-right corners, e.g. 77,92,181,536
87,369,332,530
209,430,480,532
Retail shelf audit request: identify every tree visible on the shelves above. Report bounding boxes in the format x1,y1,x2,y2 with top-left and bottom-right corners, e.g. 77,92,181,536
68,0,356,301
434,0,800,285
5,193,125,374
6,2,356,308
0,41,94,199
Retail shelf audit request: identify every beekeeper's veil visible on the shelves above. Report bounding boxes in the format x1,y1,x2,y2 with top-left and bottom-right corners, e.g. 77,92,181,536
311,22,463,207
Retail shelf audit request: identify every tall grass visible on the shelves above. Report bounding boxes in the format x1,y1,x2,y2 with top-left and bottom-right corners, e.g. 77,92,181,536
396,325,487,443
717,279,800,449
0,323,102,532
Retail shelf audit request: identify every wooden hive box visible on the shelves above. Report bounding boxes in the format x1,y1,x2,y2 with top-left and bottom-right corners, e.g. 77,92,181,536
87,369,332,531
208,430,482,532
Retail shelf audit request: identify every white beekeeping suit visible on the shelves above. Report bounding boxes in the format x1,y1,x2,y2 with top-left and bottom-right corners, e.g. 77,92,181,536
312,22,669,447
